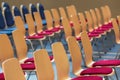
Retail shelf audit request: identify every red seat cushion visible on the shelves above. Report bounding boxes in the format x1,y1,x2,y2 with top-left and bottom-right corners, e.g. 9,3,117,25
24,56,54,63
45,27,60,32
89,30,104,34
76,37,81,41
0,73,4,80
93,60,120,67
21,63,35,70
72,76,103,80
80,67,112,75
88,33,99,37
27,34,44,39
38,31,53,35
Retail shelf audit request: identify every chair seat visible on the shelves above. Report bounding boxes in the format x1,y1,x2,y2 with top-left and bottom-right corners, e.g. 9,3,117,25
38,31,54,35
45,27,60,32
21,63,35,70
92,60,120,67
80,67,112,75
88,33,99,37
76,37,81,41
27,34,44,39
72,76,103,80
89,30,104,34
0,73,4,80
24,56,54,63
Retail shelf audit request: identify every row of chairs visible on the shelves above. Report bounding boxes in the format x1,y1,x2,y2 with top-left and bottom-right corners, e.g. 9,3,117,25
1,29,120,80
0,2,45,35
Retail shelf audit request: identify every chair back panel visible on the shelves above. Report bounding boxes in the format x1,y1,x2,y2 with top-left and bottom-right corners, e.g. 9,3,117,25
59,7,67,19
52,42,69,80
81,31,93,67
95,8,102,26
12,30,27,60
2,58,26,80
26,14,36,36
34,49,54,80
67,36,82,75
0,34,14,63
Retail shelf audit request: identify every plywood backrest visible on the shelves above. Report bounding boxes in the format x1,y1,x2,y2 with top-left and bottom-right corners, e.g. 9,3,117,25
25,13,36,36
33,12,43,33
12,30,27,60
52,42,69,80
0,34,14,63
95,8,102,26
34,49,54,80
81,31,93,67
2,58,26,80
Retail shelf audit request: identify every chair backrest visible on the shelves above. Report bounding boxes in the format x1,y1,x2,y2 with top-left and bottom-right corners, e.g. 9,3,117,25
62,17,72,38
14,16,26,34
3,7,14,27
90,9,98,29
104,5,112,22
0,34,14,63
78,12,87,31
112,18,120,43
36,3,45,19
34,12,43,33
59,7,67,19
66,5,77,19
67,36,82,76
85,11,94,32
95,8,102,26
52,42,70,80
117,16,120,26
25,13,36,36
12,30,27,60
34,49,54,80
1,2,10,9
70,15,81,36
51,8,60,27
12,6,21,17
101,6,108,24
81,31,93,67
2,58,26,80
0,9,6,29
20,5,29,23
29,3,37,21
44,10,53,30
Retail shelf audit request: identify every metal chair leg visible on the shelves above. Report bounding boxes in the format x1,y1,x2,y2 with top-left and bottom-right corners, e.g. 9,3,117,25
113,67,119,80
26,39,34,51
39,40,44,49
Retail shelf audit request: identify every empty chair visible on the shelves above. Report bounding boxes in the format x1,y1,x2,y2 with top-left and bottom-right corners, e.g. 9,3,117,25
29,3,37,20
12,30,53,63
1,2,10,9
36,3,45,20
34,49,54,80
51,8,63,29
2,7,14,27
12,6,21,17
20,5,29,23
52,42,104,80
81,31,120,80
67,36,114,78
25,13,46,49
2,58,26,80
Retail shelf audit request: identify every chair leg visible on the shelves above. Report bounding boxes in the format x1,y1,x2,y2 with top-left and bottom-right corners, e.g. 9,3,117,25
27,71,32,80
26,39,34,51
113,67,119,80
39,40,44,49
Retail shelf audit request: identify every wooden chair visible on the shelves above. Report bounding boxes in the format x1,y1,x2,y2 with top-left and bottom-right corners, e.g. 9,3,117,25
25,13,46,49
34,49,54,80
59,7,67,19
52,42,104,80
81,31,120,80
12,30,54,63
2,58,26,80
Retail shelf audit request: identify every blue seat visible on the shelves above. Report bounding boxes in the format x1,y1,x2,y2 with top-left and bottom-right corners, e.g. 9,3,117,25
0,30,12,35
20,5,29,23
3,7,14,27
1,2,10,9
0,9,6,29
37,3,45,20
29,3,37,21
12,6,21,16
